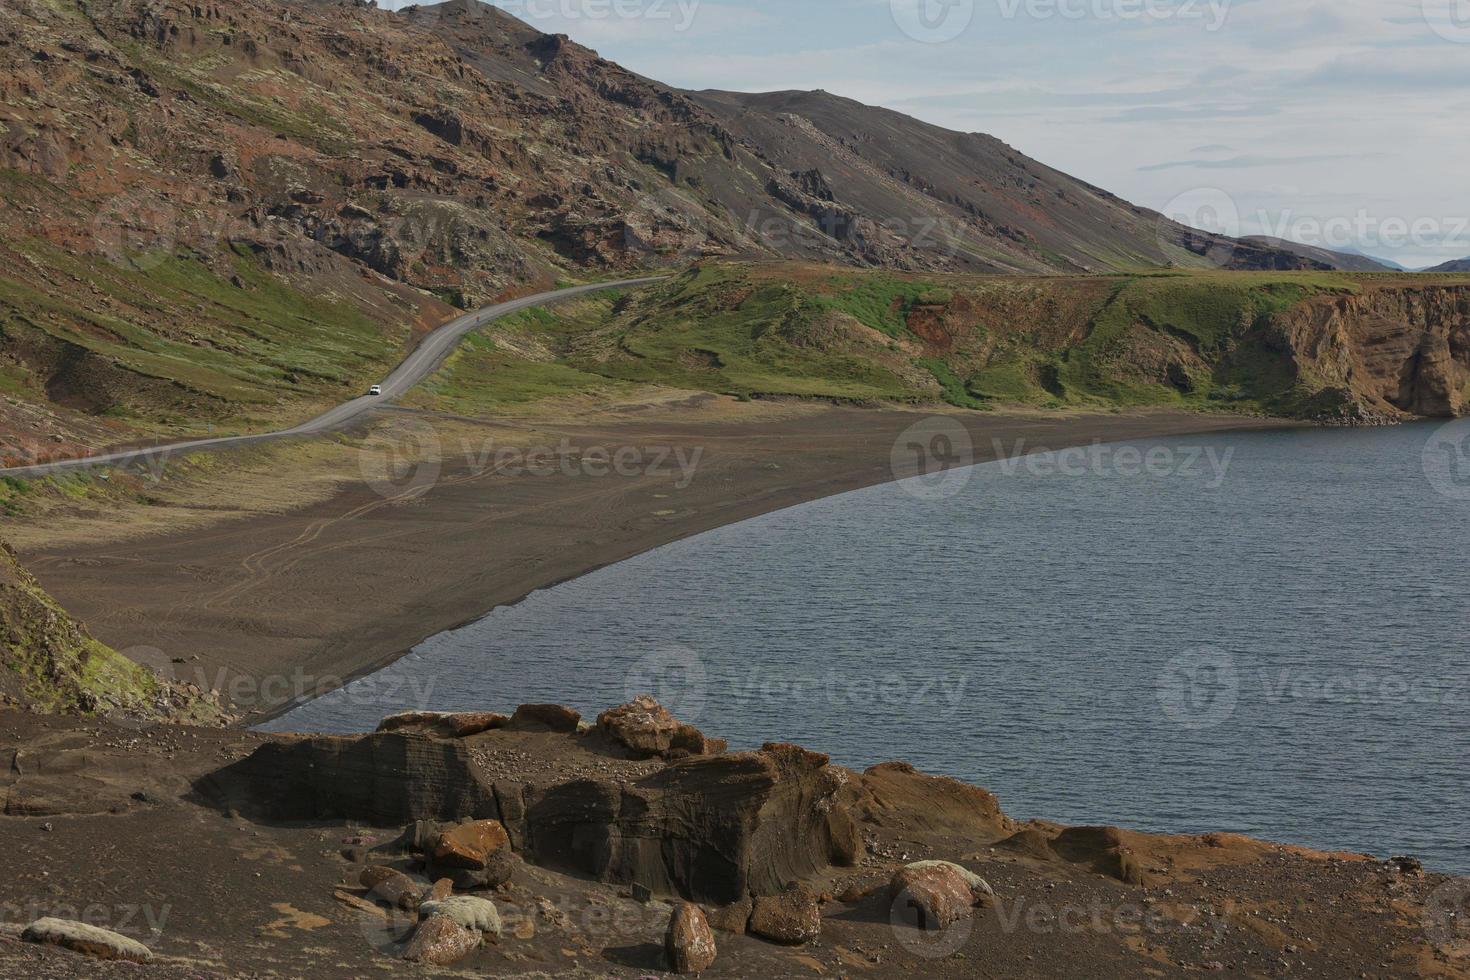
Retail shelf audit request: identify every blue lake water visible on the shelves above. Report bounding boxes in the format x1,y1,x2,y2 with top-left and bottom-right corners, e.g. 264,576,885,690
265,421,1470,874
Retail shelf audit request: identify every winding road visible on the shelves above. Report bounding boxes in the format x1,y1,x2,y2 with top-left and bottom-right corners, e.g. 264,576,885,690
0,277,667,480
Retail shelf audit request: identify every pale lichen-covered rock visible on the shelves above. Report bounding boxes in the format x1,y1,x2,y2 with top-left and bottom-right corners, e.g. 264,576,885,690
665,901,717,973
21,917,152,963
419,896,502,938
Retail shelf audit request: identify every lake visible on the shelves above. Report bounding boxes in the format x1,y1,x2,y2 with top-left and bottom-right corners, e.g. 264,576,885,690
264,420,1470,873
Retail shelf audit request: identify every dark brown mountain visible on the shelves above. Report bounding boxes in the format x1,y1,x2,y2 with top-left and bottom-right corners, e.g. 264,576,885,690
0,0,1325,297
1241,237,1396,273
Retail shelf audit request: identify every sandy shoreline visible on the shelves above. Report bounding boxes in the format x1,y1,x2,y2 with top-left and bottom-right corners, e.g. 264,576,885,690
19,400,1295,724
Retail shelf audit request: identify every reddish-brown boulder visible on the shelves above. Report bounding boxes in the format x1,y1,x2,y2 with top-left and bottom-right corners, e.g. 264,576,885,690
425,878,454,903
401,913,479,965
665,901,717,973
598,695,682,756
749,882,821,945
597,696,722,758
431,820,510,870
889,863,979,931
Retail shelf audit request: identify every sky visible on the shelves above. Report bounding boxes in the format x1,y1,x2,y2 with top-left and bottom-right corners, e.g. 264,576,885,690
377,0,1470,268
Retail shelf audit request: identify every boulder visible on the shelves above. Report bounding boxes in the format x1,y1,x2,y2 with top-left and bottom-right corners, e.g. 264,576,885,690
419,896,502,938
430,848,516,891
903,860,994,901
507,703,581,732
402,818,455,854
749,883,821,945
20,918,152,963
703,896,752,935
665,901,717,974
402,913,480,965
425,878,454,903
377,711,507,738
889,863,979,931
598,695,682,756
431,819,510,870
360,865,421,910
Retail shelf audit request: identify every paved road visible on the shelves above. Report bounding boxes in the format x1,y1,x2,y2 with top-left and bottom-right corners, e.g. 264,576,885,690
0,277,666,480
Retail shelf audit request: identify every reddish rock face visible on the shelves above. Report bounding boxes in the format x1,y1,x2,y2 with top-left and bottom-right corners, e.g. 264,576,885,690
665,902,718,973
888,864,976,931
748,883,822,945
401,913,480,966
432,820,511,870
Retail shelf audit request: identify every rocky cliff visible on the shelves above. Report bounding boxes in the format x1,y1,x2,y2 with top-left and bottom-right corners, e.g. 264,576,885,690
1265,284,1470,420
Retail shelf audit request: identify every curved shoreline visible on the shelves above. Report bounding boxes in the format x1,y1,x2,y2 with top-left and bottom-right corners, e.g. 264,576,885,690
233,407,1303,729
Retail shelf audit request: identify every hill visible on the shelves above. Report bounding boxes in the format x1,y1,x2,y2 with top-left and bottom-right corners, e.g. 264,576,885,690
444,263,1470,423
1427,258,1470,272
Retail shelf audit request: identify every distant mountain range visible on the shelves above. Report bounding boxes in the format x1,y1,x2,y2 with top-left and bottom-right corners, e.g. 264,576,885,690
1427,258,1470,272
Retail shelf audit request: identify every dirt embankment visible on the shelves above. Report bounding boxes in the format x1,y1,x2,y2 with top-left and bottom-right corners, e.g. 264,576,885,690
0,700,1462,979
